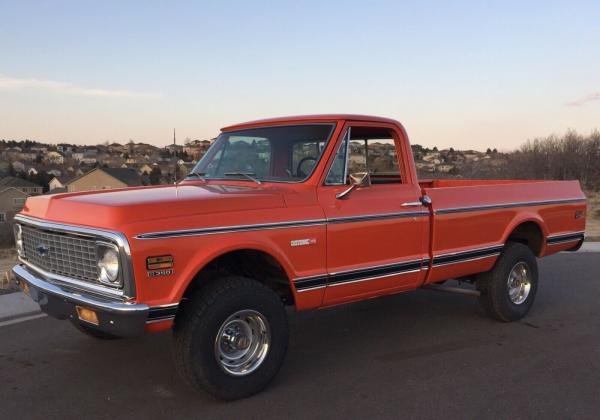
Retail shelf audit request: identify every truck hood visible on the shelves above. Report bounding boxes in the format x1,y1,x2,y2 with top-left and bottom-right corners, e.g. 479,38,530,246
21,184,286,230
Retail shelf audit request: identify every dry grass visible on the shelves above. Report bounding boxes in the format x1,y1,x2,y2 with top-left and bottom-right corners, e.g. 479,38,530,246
0,248,18,294
585,191,600,241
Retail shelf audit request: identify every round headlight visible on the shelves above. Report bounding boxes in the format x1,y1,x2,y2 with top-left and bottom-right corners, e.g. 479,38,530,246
97,243,121,285
14,224,23,256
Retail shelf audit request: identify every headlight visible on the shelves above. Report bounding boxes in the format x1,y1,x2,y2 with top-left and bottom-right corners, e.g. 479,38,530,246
96,242,121,286
14,224,23,256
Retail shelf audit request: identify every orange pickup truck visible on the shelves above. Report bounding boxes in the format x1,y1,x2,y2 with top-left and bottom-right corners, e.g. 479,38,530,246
13,115,586,399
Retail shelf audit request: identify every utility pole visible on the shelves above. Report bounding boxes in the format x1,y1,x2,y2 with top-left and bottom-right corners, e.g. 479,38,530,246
173,128,177,183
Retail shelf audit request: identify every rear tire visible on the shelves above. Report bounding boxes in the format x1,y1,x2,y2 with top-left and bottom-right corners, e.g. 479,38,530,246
477,242,538,322
173,276,289,400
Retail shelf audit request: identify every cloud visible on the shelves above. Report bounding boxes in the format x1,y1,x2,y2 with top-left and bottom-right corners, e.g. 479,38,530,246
566,92,600,107
0,74,161,98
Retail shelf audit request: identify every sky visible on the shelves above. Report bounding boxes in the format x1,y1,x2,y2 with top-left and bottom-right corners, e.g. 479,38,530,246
0,0,599,151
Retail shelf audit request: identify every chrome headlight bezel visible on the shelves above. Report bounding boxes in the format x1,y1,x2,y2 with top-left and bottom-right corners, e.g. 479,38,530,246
96,241,122,287
13,223,23,256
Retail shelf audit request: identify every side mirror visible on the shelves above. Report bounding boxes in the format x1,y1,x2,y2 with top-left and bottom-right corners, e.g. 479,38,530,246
336,172,371,199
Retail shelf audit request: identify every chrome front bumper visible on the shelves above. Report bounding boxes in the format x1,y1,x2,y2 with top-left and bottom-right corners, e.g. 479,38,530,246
12,264,150,337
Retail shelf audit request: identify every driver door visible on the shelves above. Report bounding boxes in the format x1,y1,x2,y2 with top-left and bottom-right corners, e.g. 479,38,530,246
317,123,429,306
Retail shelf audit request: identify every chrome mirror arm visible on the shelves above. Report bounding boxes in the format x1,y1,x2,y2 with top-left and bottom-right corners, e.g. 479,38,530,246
335,172,371,200
335,185,356,199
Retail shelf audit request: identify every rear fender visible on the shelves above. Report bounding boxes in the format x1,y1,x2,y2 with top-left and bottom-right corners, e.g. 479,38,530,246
501,213,548,256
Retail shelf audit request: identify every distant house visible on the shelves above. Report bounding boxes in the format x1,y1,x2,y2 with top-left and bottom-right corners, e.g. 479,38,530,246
65,167,142,192
0,162,10,175
184,139,212,160
80,150,98,164
437,164,455,173
56,144,72,153
21,152,37,161
45,151,64,164
0,176,43,196
72,152,84,161
12,161,26,173
48,176,70,191
138,164,153,175
0,187,29,223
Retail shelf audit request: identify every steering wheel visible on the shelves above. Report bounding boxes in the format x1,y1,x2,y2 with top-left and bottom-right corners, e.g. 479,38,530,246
296,156,317,178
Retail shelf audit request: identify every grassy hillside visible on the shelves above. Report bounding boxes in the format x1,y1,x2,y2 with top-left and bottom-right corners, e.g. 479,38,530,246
586,192,600,240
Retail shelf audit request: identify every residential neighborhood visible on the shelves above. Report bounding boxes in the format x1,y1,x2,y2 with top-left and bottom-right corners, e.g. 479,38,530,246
0,136,508,246
0,137,214,244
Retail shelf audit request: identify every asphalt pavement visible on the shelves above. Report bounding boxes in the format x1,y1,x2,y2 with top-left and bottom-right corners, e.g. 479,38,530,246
1,252,599,420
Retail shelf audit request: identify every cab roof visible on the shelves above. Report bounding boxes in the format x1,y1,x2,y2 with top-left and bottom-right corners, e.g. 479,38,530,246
221,114,401,131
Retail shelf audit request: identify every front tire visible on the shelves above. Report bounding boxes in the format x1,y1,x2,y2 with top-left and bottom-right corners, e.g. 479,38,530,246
477,242,538,322
173,276,289,400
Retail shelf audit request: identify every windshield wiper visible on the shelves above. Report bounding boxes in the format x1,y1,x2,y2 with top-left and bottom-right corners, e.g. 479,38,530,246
224,172,262,185
185,171,207,181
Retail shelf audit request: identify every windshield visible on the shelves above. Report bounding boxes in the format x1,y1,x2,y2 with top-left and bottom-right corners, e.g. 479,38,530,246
191,124,335,183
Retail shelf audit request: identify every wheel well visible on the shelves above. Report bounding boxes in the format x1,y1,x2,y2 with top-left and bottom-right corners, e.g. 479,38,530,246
181,249,295,306
506,222,544,256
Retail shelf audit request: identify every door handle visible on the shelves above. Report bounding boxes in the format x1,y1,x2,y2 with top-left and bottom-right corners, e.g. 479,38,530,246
402,195,432,207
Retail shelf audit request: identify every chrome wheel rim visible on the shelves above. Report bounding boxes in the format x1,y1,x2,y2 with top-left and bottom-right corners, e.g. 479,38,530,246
507,262,532,305
214,309,270,376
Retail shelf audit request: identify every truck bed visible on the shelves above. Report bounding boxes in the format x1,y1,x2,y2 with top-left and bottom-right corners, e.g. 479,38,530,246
419,179,586,284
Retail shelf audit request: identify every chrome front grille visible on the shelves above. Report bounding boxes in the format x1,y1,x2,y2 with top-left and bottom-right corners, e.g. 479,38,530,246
21,225,99,282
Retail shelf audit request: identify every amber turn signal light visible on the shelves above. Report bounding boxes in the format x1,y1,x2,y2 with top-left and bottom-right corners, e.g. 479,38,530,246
76,306,99,325
19,280,30,296
147,255,174,270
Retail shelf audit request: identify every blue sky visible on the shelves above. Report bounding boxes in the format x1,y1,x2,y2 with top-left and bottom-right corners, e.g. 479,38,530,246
1,0,599,150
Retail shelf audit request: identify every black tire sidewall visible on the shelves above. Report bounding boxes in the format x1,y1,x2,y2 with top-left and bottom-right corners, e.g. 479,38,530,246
488,242,539,321
187,281,288,400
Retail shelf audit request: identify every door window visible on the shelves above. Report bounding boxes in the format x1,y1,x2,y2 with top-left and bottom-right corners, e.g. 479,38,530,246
326,126,403,185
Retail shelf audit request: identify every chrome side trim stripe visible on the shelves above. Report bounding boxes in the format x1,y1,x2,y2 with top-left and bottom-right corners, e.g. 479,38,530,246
435,198,585,215
432,252,501,267
136,198,584,239
294,244,507,292
293,258,424,292
546,231,585,245
431,245,504,267
328,259,423,285
136,211,429,239
327,211,429,224
147,303,179,322
294,245,505,292
137,219,327,239
293,275,328,292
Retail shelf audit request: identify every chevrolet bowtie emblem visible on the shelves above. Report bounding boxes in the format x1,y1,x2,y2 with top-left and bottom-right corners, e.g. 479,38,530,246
36,244,50,257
